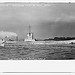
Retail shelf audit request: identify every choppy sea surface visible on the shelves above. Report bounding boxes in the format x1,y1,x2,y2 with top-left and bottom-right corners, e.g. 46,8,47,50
0,41,75,60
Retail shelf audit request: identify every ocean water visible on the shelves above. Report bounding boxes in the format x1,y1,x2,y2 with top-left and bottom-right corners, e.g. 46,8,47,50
0,42,75,60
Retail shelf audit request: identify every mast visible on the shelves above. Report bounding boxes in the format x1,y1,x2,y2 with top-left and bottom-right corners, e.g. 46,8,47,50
29,24,31,33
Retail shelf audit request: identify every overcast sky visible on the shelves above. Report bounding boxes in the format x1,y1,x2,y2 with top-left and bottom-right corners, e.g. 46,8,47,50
0,3,75,39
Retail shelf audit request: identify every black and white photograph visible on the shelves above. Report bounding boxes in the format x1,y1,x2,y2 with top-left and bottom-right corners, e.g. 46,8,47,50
0,2,75,60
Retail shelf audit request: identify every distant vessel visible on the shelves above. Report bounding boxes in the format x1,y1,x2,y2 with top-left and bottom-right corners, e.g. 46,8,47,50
0,39,5,47
25,25,35,42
